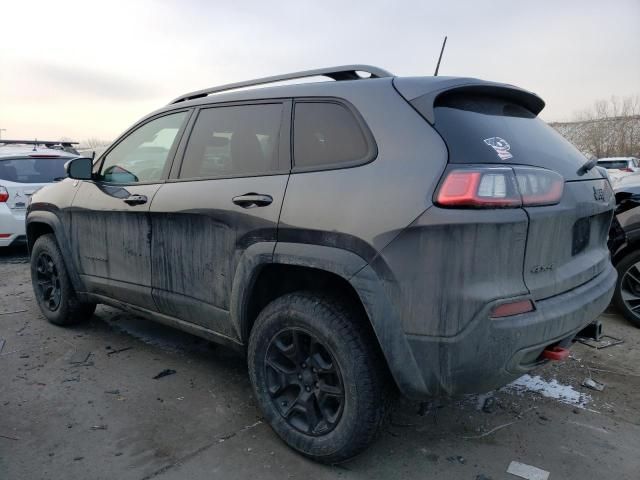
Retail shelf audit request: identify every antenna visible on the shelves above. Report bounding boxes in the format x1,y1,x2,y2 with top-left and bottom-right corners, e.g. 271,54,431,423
434,36,448,76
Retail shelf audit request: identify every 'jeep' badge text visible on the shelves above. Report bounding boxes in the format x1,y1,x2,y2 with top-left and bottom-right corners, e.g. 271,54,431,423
593,186,606,202
483,137,513,160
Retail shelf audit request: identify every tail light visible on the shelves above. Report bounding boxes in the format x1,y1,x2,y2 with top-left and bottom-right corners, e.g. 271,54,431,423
436,166,564,208
620,167,633,172
0,186,8,203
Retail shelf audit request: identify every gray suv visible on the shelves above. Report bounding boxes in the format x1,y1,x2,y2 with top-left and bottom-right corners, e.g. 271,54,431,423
26,65,616,463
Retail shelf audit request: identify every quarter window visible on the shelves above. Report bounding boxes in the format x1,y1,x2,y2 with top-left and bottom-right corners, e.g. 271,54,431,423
179,104,283,179
99,112,187,183
293,102,369,169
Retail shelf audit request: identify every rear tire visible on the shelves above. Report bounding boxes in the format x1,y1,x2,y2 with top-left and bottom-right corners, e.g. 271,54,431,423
613,249,640,328
30,234,96,326
248,291,389,464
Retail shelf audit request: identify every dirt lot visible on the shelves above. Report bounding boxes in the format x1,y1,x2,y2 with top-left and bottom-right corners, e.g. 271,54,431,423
1,244,639,480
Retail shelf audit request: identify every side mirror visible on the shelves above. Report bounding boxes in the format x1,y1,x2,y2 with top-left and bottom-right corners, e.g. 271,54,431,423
65,157,93,180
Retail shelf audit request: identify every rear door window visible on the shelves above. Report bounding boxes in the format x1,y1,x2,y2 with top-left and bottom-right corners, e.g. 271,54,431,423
0,158,68,183
293,102,372,170
179,103,284,179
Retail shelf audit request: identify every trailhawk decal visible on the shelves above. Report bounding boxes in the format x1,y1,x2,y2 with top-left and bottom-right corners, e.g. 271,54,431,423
484,137,513,160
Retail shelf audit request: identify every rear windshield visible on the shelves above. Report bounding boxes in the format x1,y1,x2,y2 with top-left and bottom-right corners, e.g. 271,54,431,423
0,158,69,183
598,160,630,170
431,94,600,181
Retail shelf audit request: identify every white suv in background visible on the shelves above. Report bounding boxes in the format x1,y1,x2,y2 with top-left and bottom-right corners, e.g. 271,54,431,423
597,157,640,184
0,142,77,247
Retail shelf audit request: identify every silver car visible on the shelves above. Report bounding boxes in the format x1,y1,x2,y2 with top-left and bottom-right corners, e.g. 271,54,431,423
0,143,77,247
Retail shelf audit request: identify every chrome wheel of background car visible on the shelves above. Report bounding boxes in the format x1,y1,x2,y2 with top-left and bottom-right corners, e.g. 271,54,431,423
35,253,61,311
264,328,345,436
620,262,640,320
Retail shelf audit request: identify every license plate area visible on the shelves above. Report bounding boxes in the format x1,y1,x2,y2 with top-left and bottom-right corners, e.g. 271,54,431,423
572,216,591,256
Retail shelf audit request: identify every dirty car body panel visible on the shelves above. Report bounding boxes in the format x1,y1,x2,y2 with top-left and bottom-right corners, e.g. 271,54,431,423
27,70,615,400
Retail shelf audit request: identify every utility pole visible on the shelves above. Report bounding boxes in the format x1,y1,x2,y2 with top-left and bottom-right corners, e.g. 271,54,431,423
0,128,6,140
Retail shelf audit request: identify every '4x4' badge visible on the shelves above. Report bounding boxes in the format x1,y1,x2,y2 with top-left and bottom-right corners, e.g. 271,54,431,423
484,137,513,160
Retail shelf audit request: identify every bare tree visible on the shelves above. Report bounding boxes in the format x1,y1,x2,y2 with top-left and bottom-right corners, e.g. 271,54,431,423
552,95,640,158
82,137,107,149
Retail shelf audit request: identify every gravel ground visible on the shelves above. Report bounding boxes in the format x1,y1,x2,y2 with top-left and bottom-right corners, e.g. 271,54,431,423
1,244,639,480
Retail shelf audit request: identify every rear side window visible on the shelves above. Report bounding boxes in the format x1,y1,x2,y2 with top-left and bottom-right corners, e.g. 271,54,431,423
293,102,370,170
180,104,283,179
0,158,68,183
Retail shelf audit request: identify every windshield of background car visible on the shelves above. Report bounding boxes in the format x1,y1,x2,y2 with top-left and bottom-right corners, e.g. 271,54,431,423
598,160,630,169
0,158,69,183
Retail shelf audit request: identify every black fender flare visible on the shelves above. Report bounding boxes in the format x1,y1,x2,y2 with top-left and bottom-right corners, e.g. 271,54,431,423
26,210,86,295
230,241,429,398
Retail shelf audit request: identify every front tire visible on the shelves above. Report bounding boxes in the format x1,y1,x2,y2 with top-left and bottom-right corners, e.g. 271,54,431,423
248,291,389,464
613,249,640,328
30,234,96,325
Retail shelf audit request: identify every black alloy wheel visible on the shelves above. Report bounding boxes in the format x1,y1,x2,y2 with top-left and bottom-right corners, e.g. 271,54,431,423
265,328,345,436
35,252,62,311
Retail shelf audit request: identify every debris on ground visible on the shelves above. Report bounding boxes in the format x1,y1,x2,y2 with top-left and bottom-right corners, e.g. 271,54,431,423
69,350,92,364
577,335,624,349
0,309,28,316
105,389,121,395
446,455,466,464
463,420,518,439
482,396,496,413
0,338,5,353
507,461,550,480
582,378,606,392
106,346,133,356
153,369,176,379
0,434,19,441
476,475,492,480
90,425,107,430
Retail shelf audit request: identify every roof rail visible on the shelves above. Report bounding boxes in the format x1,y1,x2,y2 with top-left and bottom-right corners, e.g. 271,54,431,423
0,139,79,147
169,65,394,105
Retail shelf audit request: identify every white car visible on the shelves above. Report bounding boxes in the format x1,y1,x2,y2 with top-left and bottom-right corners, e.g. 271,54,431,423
0,142,78,247
597,157,640,184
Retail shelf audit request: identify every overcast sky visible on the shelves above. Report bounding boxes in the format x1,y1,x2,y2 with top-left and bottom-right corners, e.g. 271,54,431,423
0,0,638,142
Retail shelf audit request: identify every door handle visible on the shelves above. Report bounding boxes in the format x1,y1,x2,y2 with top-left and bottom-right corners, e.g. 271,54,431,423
232,193,273,208
123,194,148,206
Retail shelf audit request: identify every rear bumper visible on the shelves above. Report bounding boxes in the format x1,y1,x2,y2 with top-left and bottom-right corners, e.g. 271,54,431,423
405,262,616,396
0,207,26,247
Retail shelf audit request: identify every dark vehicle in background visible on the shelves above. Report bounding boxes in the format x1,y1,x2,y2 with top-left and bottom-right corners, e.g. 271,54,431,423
0,141,78,247
25,66,616,462
609,174,640,327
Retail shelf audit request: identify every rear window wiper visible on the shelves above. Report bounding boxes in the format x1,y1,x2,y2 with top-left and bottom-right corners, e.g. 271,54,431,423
577,157,598,176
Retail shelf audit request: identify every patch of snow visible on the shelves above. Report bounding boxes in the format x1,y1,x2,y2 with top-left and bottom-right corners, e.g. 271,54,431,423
502,374,591,409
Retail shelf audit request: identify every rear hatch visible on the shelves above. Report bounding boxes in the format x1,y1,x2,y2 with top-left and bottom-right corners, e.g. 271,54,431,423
406,86,614,300
0,156,70,212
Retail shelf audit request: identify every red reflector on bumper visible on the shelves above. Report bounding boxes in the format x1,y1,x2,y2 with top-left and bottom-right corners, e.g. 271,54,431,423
490,299,534,318
542,346,570,361
0,234,11,238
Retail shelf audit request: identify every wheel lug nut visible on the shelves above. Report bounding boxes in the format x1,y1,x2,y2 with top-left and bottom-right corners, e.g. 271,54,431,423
305,386,311,392
281,401,287,406
302,363,307,369
312,368,317,373
315,382,319,388
297,374,302,380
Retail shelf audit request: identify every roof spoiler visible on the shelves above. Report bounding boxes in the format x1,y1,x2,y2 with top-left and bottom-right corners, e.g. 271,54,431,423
393,77,545,124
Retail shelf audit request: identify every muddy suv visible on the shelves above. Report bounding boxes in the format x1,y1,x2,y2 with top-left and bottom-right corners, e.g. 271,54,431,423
26,65,616,463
